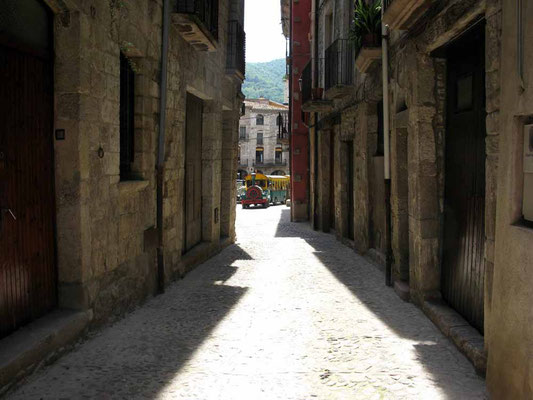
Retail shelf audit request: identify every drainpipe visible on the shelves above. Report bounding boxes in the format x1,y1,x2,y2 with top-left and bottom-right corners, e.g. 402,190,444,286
381,12,392,287
156,0,170,293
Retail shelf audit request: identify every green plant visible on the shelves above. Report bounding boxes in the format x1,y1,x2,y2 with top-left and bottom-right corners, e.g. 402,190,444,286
349,0,382,48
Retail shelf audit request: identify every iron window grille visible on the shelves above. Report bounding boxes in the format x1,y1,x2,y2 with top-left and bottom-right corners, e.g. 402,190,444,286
176,0,219,40
325,39,354,91
226,20,245,76
120,53,135,179
301,61,312,105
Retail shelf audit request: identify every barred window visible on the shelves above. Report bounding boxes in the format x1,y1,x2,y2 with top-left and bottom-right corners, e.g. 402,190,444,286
120,53,135,179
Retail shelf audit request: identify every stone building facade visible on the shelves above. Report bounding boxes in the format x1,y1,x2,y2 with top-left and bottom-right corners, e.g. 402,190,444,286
290,0,533,396
238,99,289,178
0,0,244,387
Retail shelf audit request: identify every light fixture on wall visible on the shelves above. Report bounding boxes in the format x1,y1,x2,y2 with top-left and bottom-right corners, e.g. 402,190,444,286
298,77,303,92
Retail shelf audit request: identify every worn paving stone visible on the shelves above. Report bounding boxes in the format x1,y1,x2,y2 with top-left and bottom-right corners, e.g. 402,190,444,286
7,206,487,399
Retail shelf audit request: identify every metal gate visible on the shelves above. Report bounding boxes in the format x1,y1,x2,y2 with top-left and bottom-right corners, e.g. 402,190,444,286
442,25,486,334
183,93,203,253
0,36,56,337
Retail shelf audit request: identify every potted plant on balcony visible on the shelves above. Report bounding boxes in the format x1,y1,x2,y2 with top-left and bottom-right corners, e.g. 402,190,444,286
350,0,382,73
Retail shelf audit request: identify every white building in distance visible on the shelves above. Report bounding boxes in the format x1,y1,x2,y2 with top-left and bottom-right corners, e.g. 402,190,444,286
238,98,289,179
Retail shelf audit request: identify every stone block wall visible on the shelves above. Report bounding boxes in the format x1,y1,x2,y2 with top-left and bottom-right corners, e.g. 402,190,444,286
47,0,243,325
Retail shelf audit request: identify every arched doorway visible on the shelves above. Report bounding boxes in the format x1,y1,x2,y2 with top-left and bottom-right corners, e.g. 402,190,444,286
0,0,57,339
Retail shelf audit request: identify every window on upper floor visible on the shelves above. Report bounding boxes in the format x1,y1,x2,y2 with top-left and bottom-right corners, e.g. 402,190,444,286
239,126,246,139
257,132,263,145
275,147,283,163
256,148,264,164
256,114,264,125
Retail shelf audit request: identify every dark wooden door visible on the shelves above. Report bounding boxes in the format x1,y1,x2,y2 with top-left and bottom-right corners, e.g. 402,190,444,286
442,25,486,334
346,141,354,240
183,93,203,253
329,130,335,229
0,43,56,338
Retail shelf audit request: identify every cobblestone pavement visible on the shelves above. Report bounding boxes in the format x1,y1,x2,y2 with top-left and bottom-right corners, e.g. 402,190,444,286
8,206,487,399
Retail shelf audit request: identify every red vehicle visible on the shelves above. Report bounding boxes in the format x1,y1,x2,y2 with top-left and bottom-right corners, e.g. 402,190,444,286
242,173,270,209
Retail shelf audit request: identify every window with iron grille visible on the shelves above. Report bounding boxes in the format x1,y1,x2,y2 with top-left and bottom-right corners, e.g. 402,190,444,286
120,53,135,179
239,126,246,139
256,114,264,125
257,132,263,145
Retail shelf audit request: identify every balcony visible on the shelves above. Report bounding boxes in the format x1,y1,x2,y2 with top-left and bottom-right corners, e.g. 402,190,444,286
325,39,354,100
226,20,246,81
173,0,218,52
277,114,290,145
383,0,432,31
301,61,333,113
355,35,382,74
253,160,288,167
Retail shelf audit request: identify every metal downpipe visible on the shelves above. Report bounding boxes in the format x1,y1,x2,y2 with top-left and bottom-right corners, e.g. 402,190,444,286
156,0,171,293
381,14,392,287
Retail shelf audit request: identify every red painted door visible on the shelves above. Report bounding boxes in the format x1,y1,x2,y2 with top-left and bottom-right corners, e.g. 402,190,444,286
0,40,56,338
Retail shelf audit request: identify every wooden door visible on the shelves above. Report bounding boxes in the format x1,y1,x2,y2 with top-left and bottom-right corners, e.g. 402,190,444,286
442,25,486,334
329,129,335,229
183,93,203,253
346,141,354,240
0,41,56,337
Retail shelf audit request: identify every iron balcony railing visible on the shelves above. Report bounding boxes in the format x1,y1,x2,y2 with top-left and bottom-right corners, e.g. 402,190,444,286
325,39,354,91
277,113,289,141
301,61,312,105
253,160,287,167
176,0,219,40
383,0,393,11
226,20,246,76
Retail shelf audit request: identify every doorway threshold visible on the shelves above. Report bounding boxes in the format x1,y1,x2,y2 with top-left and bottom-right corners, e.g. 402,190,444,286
423,300,486,376
0,309,92,395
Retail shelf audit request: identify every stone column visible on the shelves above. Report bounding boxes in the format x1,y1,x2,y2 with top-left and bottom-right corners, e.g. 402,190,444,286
201,102,222,245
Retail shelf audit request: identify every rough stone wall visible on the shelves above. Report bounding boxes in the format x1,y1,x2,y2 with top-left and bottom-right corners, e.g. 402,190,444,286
221,111,239,239
54,0,162,321
486,0,533,396
50,0,243,325
387,0,501,310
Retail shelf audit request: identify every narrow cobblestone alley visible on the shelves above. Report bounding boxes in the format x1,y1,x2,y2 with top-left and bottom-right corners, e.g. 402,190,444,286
7,206,487,400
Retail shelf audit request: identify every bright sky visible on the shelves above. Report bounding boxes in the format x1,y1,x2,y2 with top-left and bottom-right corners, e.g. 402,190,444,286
245,0,286,63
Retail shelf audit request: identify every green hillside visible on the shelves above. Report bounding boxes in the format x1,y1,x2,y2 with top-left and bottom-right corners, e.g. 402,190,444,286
242,58,286,103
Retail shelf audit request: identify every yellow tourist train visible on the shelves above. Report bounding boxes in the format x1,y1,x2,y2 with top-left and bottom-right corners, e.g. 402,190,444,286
242,173,290,208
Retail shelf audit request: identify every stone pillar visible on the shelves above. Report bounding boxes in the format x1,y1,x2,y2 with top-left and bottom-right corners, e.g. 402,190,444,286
220,110,239,241
201,102,222,245
54,9,92,311
317,128,332,232
354,104,371,253
406,54,443,304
